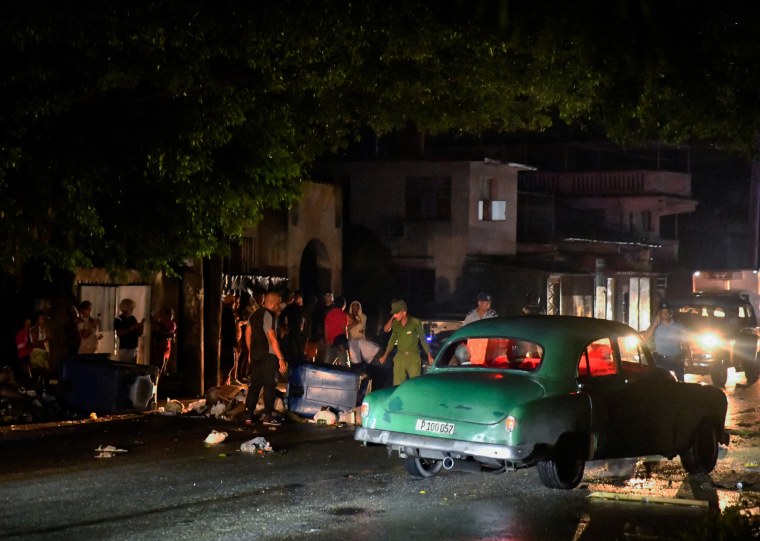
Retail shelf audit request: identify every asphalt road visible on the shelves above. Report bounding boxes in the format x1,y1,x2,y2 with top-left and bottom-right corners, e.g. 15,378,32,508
1,370,759,541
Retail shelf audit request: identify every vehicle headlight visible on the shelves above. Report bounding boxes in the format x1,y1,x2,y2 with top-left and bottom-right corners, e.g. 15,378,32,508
360,401,370,418
505,415,517,433
696,332,721,351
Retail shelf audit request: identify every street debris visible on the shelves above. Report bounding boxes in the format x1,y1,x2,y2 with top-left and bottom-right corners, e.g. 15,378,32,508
163,398,186,415
240,436,273,454
312,407,338,426
588,491,709,507
94,445,128,459
204,430,228,444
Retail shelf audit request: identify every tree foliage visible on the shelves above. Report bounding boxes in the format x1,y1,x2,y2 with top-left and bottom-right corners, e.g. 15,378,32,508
2,1,759,281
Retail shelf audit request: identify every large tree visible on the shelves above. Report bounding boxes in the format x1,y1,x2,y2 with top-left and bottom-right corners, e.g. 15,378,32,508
3,1,760,282
0,0,563,281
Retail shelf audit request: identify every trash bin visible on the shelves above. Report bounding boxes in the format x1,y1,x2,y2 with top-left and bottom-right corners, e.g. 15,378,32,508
287,363,360,418
59,356,158,414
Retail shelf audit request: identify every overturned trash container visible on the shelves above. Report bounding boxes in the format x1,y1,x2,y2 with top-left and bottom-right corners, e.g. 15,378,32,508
59,355,159,414
287,364,359,418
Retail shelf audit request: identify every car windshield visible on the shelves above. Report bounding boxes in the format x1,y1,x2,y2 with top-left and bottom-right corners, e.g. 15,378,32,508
436,337,544,372
676,304,756,328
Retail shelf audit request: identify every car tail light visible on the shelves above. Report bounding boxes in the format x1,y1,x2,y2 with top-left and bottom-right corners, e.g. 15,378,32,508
505,415,517,433
361,402,369,418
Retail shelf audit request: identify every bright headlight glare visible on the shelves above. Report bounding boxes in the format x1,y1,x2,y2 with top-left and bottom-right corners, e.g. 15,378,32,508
505,415,517,433
697,332,721,351
360,402,369,418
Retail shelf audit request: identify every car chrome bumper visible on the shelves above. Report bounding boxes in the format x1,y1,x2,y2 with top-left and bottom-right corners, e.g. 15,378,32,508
354,427,534,461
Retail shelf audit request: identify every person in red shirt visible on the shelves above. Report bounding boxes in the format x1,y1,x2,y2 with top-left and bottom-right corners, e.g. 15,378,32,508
323,296,355,365
14,315,33,386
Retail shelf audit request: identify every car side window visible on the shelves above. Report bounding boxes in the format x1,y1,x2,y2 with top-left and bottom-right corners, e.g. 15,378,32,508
617,335,653,376
578,338,617,378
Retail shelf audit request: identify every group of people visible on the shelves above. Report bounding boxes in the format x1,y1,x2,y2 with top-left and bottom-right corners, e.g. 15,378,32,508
11,297,177,392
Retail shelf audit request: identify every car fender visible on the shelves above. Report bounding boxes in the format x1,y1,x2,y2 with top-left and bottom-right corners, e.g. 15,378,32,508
513,391,592,456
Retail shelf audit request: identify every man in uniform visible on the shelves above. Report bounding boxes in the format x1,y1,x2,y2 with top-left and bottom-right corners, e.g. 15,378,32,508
463,292,498,325
379,300,434,385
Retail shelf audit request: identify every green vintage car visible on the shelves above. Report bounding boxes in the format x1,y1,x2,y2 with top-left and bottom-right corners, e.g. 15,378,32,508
355,316,729,489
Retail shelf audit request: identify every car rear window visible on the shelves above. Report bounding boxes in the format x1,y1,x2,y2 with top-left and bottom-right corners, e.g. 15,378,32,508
437,337,543,372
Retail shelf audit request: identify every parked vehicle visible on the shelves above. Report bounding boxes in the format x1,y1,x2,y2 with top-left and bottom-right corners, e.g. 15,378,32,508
355,316,729,490
670,291,760,387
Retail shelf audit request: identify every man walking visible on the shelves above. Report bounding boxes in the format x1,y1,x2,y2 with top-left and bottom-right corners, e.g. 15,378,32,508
379,300,434,385
245,291,288,426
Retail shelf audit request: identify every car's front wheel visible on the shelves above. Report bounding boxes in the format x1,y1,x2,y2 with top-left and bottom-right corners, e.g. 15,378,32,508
404,456,443,478
537,434,586,490
680,420,719,474
710,359,728,387
744,355,760,385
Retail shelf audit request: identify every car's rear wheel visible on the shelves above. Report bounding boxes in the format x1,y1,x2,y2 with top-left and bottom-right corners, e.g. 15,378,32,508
710,359,728,387
404,456,443,478
680,420,719,474
537,434,586,490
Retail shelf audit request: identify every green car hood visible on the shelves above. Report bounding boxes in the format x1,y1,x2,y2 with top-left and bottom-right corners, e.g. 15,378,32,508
381,370,545,424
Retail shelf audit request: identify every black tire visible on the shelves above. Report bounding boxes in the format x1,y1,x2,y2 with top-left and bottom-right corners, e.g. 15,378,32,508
404,456,443,478
744,357,760,385
537,435,586,490
680,421,719,474
710,360,728,387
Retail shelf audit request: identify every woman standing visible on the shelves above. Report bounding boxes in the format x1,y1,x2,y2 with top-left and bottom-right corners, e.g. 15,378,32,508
77,301,102,354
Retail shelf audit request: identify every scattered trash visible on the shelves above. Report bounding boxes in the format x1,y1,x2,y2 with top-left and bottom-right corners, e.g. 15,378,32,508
588,492,709,507
187,399,207,414
209,402,226,418
204,430,228,444
312,407,337,426
163,399,186,415
240,436,273,453
737,482,744,491
338,410,356,425
94,444,128,458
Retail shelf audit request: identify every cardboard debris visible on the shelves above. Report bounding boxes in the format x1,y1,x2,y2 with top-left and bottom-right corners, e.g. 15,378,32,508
588,491,709,507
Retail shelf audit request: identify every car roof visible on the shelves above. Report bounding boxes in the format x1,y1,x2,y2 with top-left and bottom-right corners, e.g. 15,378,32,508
670,291,754,308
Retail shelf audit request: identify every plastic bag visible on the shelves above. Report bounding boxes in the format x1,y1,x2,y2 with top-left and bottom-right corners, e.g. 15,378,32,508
204,430,228,444
240,436,272,453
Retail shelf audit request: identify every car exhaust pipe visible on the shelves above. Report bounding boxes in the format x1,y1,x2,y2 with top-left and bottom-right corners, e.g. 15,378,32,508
442,457,481,472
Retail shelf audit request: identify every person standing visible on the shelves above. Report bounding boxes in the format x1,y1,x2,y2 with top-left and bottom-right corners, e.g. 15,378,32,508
29,311,51,385
641,302,688,381
324,296,353,365
279,291,305,365
347,300,368,366
14,315,33,386
462,292,498,325
245,291,287,426
114,298,144,363
64,305,81,358
150,307,176,376
220,294,241,385
379,300,434,385
77,301,102,354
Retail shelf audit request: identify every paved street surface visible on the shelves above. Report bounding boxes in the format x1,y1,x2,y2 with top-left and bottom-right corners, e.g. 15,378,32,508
1,369,758,540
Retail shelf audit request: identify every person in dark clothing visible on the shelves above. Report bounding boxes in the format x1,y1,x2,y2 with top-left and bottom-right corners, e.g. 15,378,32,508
220,293,241,385
244,292,287,426
279,291,305,365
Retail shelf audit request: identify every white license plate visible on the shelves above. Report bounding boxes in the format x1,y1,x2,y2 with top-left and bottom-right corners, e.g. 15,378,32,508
415,418,455,435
